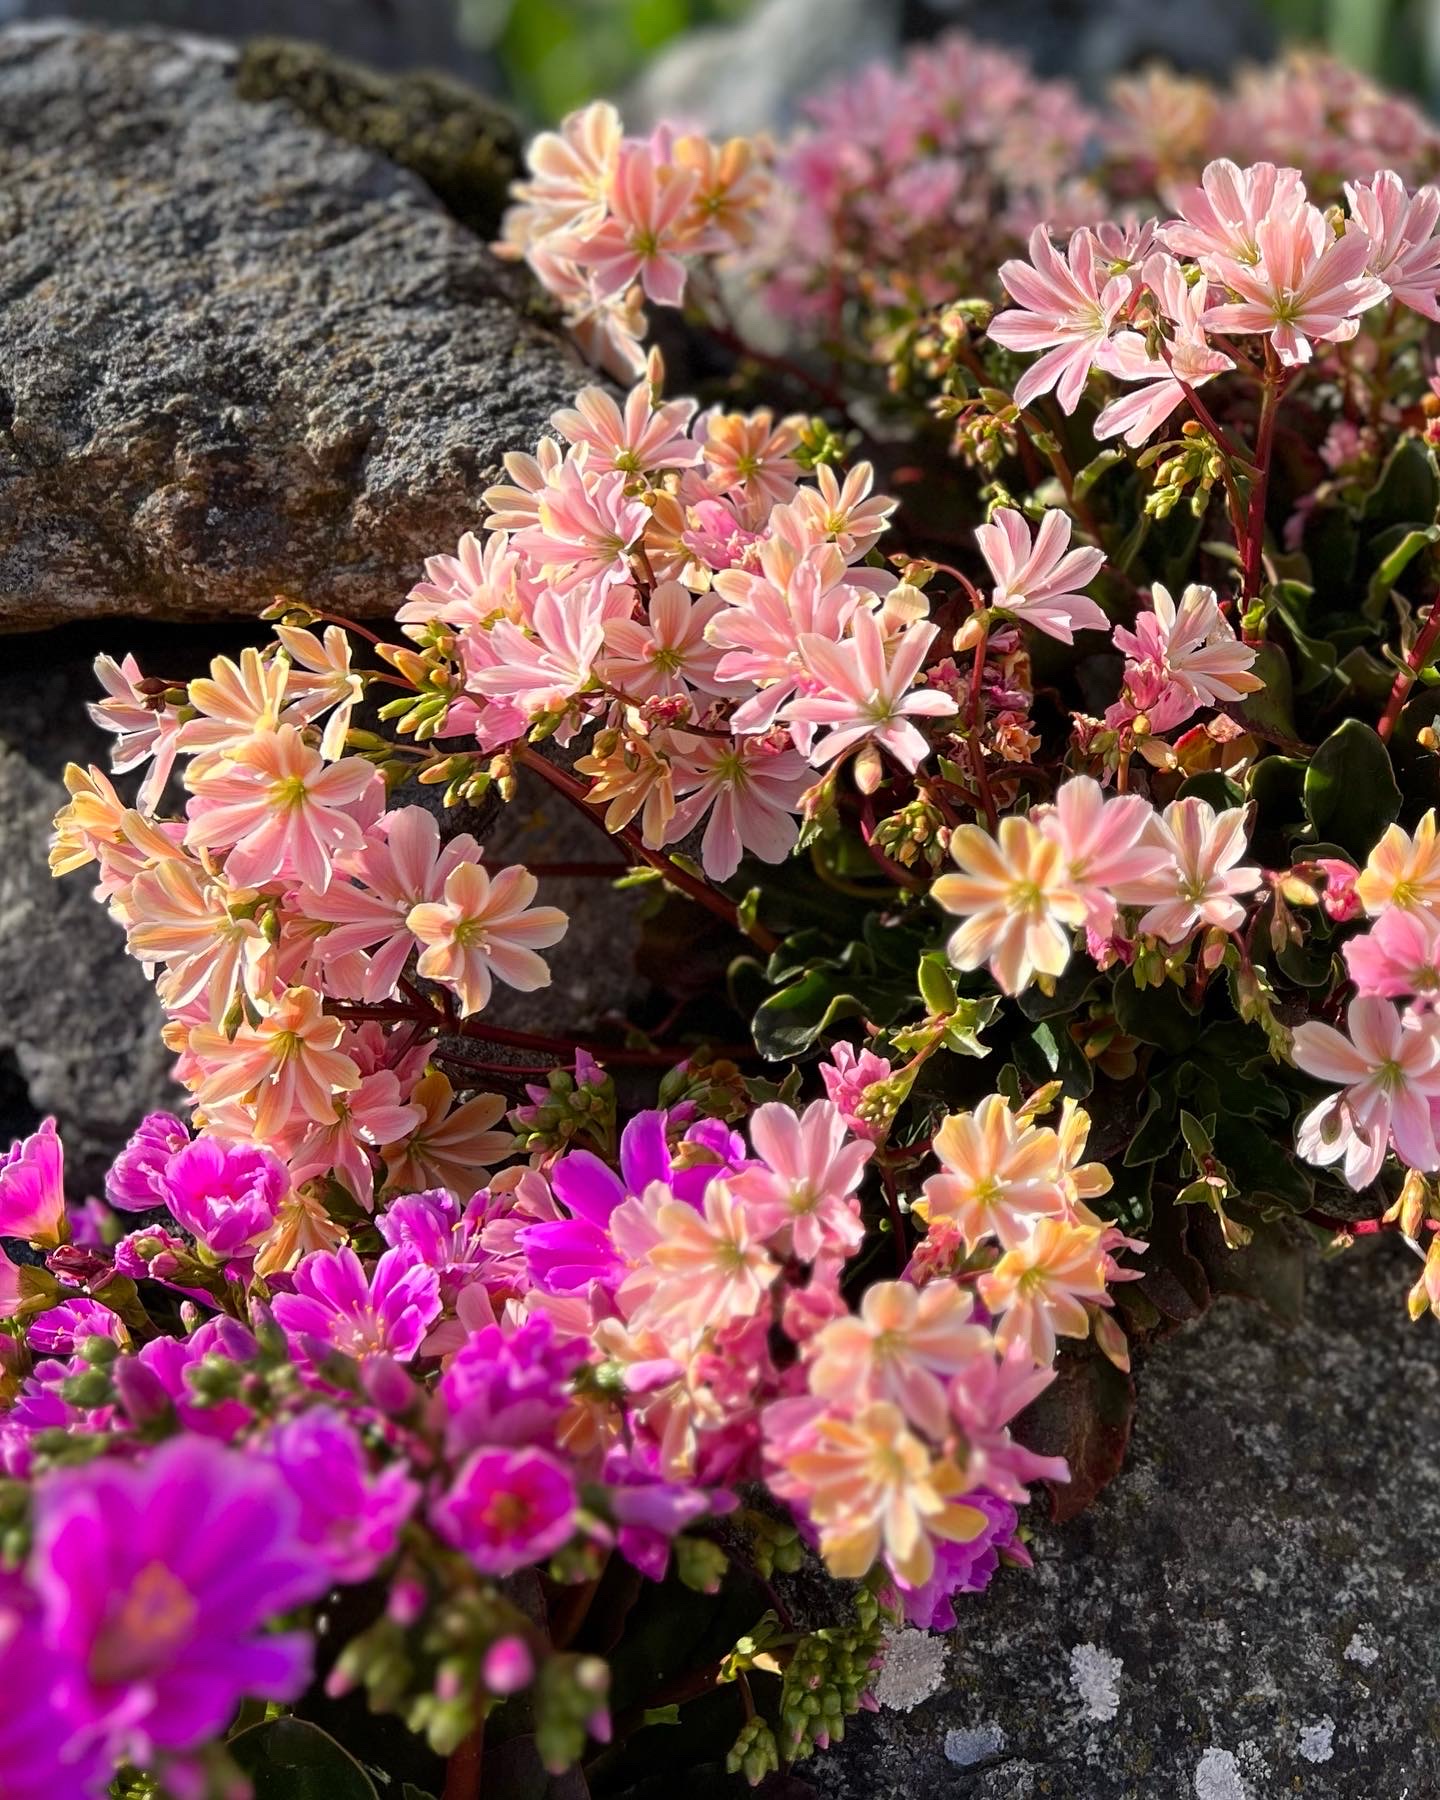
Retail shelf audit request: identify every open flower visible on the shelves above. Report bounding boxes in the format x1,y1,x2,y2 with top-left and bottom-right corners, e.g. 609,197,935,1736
1292,996,1440,1188
1356,809,1440,915
806,1281,990,1439
1203,206,1388,365
978,1217,1112,1365
988,225,1129,412
974,508,1108,644
0,1118,68,1249
922,1095,1068,1252
1108,583,1262,734
431,1446,578,1576
932,816,1088,994
407,863,567,1018
273,1244,442,1365
1121,796,1261,942
1345,170,1440,321
785,613,957,774
736,1099,871,1262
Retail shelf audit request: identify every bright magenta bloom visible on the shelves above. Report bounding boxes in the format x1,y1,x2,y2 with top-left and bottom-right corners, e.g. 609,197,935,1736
273,1244,441,1365
430,1445,579,1575
0,1118,68,1249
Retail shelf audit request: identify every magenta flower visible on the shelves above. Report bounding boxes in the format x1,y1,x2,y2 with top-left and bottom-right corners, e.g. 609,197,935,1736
122,1319,258,1440
440,1315,587,1456
819,1041,894,1142
27,1298,123,1358
0,1577,110,1800
0,1118,68,1248
30,1436,327,1760
894,1492,1022,1630
157,1135,287,1262
265,1408,420,1584
272,1245,442,1365
430,1445,578,1575
106,1112,190,1213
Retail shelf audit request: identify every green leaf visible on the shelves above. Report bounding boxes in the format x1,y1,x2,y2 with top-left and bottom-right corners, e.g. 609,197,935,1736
229,1721,380,1800
1362,435,1440,531
1013,1018,1093,1098
751,967,865,1061
1111,971,1201,1054
1176,770,1244,810
1179,1110,1214,1161
1302,719,1401,858
917,951,957,1017
1073,447,1126,500
1236,641,1298,744
1364,524,1440,622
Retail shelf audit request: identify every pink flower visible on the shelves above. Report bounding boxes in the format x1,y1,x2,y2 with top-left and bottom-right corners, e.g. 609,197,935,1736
158,1136,286,1262
184,727,379,892
503,99,621,239
973,508,1108,644
1345,170,1440,321
932,816,1088,995
272,1244,442,1364
1095,253,1235,447
562,141,699,305
736,1099,872,1262
1036,775,1168,933
662,733,811,881
1161,158,1307,265
806,1280,989,1438
1107,582,1262,733
1345,908,1440,1001
430,1445,578,1575
633,1182,777,1331
512,462,650,592
89,652,182,814
818,1041,894,1141
551,376,700,474
988,225,1129,412
702,409,803,510
1293,997,1440,1187
468,585,609,722
265,1409,420,1584
0,1119,68,1249
786,614,957,774
1204,207,1388,366
600,581,729,701
1121,797,1262,941
407,862,567,1018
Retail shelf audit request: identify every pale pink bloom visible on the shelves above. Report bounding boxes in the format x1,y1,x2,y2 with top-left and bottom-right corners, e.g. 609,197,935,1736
781,461,897,559
786,613,957,773
563,140,699,305
1356,810,1440,915
1204,207,1388,365
399,530,524,632
978,1217,1112,1365
300,808,484,1004
1345,170,1440,320
1161,158,1307,265
988,225,1129,412
89,653,183,814
551,377,700,474
512,462,650,593
1293,996,1440,1187
735,1099,872,1263
1035,775,1168,934
946,1344,1069,1501
381,1072,511,1200
274,625,366,761
922,1094,1068,1252
1120,796,1261,941
807,1281,990,1439
932,816,1089,995
1094,253,1235,447
600,581,729,702
184,728,379,893
126,855,271,1024
178,647,294,770
974,508,1108,644
481,437,566,532
467,586,608,720
637,1182,778,1331
662,733,811,881
285,1070,425,1212
1108,582,1262,733
502,101,621,239
763,1397,985,1586
701,408,804,510
528,248,649,383
187,986,361,1139
407,862,567,1018
1345,908,1440,1001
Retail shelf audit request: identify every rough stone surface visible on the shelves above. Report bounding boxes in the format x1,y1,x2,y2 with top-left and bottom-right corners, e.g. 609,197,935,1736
0,24,581,629
814,1238,1440,1800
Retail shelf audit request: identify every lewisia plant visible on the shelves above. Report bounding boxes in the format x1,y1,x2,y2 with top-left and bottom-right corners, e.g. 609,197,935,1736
15,27,1440,1800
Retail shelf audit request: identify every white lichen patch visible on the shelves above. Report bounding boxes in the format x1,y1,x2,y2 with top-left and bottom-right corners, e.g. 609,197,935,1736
1298,1715,1336,1763
1344,1628,1380,1667
870,1627,947,1712
1068,1642,1122,1722
1194,1747,1247,1800
944,1722,1008,1767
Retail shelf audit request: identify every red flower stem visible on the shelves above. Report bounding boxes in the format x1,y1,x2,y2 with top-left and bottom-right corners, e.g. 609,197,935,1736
442,1719,484,1800
328,998,754,1065
1302,1208,1439,1238
1241,352,1291,609
1378,603,1440,741
967,610,999,832
515,746,781,954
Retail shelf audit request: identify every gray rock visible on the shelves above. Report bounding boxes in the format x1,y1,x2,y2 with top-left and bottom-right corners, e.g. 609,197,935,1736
814,1238,1440,1800
0,23,580,630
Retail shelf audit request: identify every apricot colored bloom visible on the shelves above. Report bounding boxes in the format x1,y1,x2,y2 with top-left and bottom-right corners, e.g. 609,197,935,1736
736,1099,872,1262
1161,157,1306,265
381,1071,512,1200
512,462,650,592
932,815,1088,995
1345,170,1440,321
574,727,681,846
1055,1098,1115,1219
565,140,699,305
663,732,811,881
301,807,484,1004
1355,809,1440,915
1094,253,1235,447
179,645,293,768
1293,996,1440,1188
1108,581,1261,734
638,1182,778,1331
274,625,365,761
480,436,566,532
601,581,729,701
988,225,1129,412
1204,206,1387,365
253,1187,348,1279
551,374,700,474
782,460,897,558
502,99,621,239
922,1095,1068,1252
979,1216,1112,1365
673,130,768,247
49,762,133,883
1344,907,1440,1001
185,726,378,893
187,985,360,1138
702,407,804,510
89,652,183,814
807,1281,990,1439
1036,775,1167,933
1122,796,1261,941
974,507,1108,644
126,855,271,1023
787,613,957,774
407,862,567,1018
766,1398,986,1586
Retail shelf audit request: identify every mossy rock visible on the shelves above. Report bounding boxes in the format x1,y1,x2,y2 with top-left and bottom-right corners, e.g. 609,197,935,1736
237,36,520,240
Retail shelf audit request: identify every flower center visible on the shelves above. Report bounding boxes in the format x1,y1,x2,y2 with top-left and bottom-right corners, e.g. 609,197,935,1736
92,1563,197,1683
269,774,309,812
